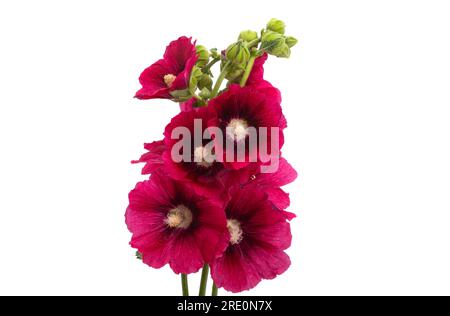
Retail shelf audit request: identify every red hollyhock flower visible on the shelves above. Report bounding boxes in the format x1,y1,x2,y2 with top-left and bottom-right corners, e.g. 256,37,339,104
210,186,292,293
125,172,228,274
163,107,227,198
135,37,198,100
207,84,286,170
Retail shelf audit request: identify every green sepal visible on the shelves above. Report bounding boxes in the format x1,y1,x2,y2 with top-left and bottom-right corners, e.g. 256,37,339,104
189,66,203,94
170,89,192,102
285,36,298,48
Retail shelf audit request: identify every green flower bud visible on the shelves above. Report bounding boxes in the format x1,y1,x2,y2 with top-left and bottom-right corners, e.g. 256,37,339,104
261,31,292,58
267,18,286,34
262,31,284,47
224,41,251,82
226,41,251,67
210,48,220,59
196,45,210,68
271,41,291,58
239,30,258,43
199,87,211,100
261,31,284,50
285,36,298,48
198,74,213,91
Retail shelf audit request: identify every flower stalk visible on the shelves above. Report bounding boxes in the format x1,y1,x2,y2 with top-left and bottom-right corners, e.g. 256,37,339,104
181,274,189,296
211,61,231,98
198,264,210,296
240,54,257,87
212,283,219,296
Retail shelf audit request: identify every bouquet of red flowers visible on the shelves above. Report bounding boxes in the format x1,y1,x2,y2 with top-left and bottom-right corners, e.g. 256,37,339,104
126,19,298,295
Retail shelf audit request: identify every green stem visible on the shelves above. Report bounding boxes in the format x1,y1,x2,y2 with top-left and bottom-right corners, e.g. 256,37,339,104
211,61,230,98
181,274,189,296
240,54,257,87
247,38,261,48
198,264,210,296
203,57,220,74
212,283,219,296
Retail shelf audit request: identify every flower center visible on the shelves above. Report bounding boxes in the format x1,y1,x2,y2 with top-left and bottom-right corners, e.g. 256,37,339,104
226,118,249,142
165,205,193,229
164,74,176,87
194,146,214,168
227,219,243,245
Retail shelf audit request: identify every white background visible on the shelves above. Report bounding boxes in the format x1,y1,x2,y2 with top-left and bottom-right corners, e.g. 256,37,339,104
1,0,449,296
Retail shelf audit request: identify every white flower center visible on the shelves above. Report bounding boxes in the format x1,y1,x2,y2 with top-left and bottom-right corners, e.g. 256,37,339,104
164,74,176,87
194,146,214,168
227,119,249,142
227,219,243,245
165,205,193,229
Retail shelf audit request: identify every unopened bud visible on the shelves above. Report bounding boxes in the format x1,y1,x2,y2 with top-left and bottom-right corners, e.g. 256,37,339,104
199,87,211,99
271,42,291,58
210,48,220,59
239,30,258,43
198,74,213,90
196,45,210,67
261,31,291,58
262,31,284,47
285,36,298,48
226,41,251,67
267,18,286,34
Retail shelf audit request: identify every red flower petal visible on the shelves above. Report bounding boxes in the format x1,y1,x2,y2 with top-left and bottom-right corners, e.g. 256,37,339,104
247,53,268,85
163,36,196,73
169,233,204,274
210,245,261,293
132,140,165,174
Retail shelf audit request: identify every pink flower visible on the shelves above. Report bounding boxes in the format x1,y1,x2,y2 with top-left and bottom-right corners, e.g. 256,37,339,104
135,37,198,100
207,84,286,170
210,186,292,293
125,172,228,274
163,107,227,198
